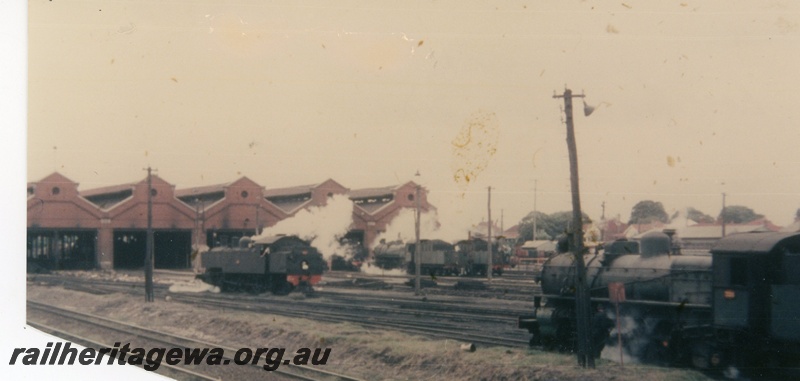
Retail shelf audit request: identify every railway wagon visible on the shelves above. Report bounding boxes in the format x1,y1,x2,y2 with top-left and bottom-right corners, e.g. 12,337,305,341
198,234,325,295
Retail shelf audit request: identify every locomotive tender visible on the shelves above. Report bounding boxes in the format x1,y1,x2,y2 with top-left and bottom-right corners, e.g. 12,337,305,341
519,230,800,374
710,231,800,373
197,235,325,295
407,239,462,276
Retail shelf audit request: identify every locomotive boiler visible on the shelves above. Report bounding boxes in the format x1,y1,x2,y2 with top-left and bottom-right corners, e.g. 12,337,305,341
372,239,409,270
197,234,325,295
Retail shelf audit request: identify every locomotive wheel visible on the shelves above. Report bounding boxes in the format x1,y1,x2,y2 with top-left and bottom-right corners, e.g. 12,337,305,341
245,281,267,295
297,281,315,296
528,331,542,347
643,342,669,366
554,319,575,353
205,269,226,292
272,280,294,296
689,343,713,369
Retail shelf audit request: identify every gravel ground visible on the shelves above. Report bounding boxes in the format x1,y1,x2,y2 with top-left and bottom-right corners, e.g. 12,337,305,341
26,275,715,381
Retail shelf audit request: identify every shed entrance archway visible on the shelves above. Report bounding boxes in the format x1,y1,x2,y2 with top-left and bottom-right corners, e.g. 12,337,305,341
27,229,97,271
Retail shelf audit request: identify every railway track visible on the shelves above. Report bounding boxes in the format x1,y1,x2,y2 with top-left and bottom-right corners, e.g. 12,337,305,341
172,293,530,349
323,271,541,301
27,319,220,381
33,273,746,380
31,270,541,301
30,274,532,349
28,301,365,381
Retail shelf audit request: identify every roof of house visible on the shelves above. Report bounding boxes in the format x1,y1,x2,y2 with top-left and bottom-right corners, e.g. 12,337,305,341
781,221,800,233
521,240,555,249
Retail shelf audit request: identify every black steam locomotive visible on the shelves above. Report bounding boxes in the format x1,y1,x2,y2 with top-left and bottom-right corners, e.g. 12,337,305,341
372,238,512,276
372,239,462,275
197,235,326,295
519,231,800,375
453,238,512,276
372,240,410,271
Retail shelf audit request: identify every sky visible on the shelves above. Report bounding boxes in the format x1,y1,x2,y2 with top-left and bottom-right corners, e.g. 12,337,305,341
25,0,800,233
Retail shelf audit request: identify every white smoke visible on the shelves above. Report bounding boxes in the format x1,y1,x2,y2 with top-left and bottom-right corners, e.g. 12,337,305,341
255,194,353,260
370,208,470,250
599,310,666,365
665,208,689,236
359,263,407,276
600,313,642,365
370,208,431,248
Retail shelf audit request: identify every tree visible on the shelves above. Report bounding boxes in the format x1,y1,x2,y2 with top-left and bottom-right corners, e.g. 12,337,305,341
518,211,551,242
719,205,763,224
686,207,715,224
547,211,592,239
517,211,591,241
629,200,669,224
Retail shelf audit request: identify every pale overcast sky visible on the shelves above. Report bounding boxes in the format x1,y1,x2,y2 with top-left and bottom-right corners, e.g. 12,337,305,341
26,1,800,230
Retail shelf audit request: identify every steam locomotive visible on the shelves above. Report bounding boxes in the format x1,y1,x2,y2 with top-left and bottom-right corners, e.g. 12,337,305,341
453,238,511,276
372,240,410,271
372,238,512,276
519,231,800,375
197,235,326,295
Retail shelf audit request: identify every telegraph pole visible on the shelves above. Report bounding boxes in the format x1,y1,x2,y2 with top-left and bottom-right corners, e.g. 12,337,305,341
487,186,493,282
414,182,421,295
194,199,200,248
554,88,593,368
255,204,261,236
500,209,504,237
145,167,155,302
601,201,607,241
721,193,727,237
193,198,200,268
601,201,606,221
533,180,538,241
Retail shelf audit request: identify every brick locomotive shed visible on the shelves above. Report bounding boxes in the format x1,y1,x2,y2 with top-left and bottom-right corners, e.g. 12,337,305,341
27,172,433,271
